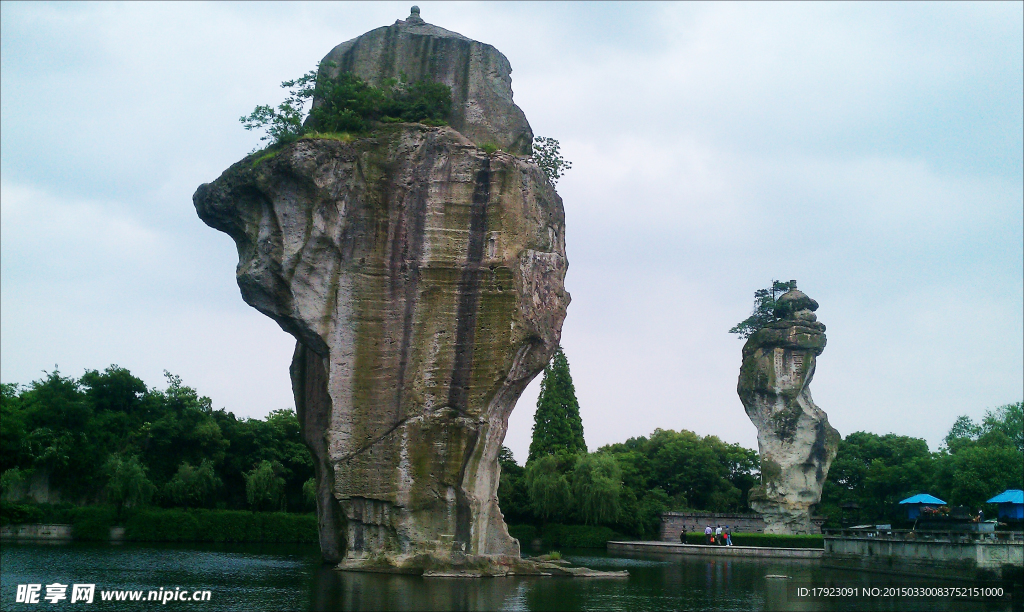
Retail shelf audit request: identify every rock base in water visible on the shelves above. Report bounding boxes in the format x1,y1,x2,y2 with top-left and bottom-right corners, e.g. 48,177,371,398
195,126,568,564
336,553,628,578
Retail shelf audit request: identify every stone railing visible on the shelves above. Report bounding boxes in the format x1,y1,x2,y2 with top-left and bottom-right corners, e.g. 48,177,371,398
823,528,1024,543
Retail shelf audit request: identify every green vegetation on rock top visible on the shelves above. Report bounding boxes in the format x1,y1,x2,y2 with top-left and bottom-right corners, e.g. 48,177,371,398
729,280,794,339
240,65,452,148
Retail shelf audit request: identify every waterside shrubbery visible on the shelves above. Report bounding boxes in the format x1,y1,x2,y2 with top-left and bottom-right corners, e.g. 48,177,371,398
507,523,628,550
125,509,316,543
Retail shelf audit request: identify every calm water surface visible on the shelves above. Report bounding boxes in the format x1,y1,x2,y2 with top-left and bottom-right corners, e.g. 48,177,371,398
1,542,1018,611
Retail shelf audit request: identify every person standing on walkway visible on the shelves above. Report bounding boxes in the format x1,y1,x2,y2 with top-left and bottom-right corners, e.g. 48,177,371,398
705,525,713,545
715,525,723,545
724,525,733,546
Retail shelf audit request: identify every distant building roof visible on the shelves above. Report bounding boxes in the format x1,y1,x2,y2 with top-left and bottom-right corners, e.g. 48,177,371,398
899,494,946,505
986,489,1024,504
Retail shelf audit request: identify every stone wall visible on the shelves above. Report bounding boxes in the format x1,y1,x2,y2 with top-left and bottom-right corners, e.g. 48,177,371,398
609,540,823,559
0,524,73,541
825,535,1023,581
660,512,824,540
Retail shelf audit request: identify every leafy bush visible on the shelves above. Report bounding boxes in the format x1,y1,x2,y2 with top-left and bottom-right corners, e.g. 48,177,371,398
507,524,536,544
104,454,155,518
525,455,573,522
0,502,42,525
532,137,572,185
572,454,621,525
257,512,317,543
163,459,220,509
241,67,452,146
126,509,199,542
245,460,286,511
125,509,316,543
69,506,116,541
1,467,27,497
541,523,626,548
192,509,260,542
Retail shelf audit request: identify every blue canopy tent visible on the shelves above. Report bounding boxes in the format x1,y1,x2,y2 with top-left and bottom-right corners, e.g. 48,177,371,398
899,493,946,520
986,489,1024,520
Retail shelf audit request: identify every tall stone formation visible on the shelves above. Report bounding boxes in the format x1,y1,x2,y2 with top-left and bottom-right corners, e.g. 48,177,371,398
194,9,571,574
311,5,533,155
737,281,840,534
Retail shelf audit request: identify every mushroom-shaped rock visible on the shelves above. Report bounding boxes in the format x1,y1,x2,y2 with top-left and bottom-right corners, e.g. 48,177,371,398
737,281,839,534
195,13,572,576
309,7,533,155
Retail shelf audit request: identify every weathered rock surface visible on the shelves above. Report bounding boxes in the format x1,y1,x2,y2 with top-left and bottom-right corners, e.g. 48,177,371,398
737,282,839,534
311,7,533,155
194,124,568,572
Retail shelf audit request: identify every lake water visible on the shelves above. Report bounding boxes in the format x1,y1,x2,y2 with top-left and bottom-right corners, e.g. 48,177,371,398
1,542,1017,611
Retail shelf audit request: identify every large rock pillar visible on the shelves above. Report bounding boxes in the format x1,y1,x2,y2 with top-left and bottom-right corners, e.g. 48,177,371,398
737,281,840,534
195,126,569,572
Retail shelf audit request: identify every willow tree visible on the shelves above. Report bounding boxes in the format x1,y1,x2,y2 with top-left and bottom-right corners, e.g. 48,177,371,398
528,347,586,462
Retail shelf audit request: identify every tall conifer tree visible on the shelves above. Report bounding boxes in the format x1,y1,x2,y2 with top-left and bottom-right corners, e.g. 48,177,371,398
528,347,586,462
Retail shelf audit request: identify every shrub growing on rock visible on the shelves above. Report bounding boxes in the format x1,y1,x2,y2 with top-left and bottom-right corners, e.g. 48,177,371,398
241,66,452,146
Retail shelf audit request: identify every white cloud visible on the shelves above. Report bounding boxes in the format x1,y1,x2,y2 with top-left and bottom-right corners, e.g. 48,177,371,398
1,2,1020,463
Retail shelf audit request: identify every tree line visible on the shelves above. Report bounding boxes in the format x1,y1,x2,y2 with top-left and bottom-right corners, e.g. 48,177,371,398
819,402,1023,526
497,348,760,540
0,367,313,518
498,347,1022,538
2,360,1019,535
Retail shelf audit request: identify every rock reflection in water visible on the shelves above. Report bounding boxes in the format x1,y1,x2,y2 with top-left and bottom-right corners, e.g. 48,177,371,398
311,567,522,611
3,543,1014,611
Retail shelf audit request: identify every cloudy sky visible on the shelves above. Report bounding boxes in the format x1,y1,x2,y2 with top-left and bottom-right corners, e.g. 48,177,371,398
2,2,1021,464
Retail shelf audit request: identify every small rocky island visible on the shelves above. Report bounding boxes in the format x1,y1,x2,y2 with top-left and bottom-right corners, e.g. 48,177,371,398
195,8,623,577
737,282,840,534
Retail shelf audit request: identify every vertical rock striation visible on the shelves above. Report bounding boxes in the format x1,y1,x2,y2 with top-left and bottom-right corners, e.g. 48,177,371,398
737,282,839,534
194,9,571,574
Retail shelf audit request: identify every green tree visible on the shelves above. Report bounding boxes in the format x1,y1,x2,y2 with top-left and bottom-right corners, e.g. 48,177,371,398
532,136,572,185
0,383,28,473
943,415,982,453
525,453,573,522
528,347,586,462
635,487,670,539
245,460,286,511
104,454,155,519
932,404,1023,510
729,280,794,339
819,431,934,526
0,467,27,499
163,459,220,509
18,369,99,500
302,477,317,511
241,66,452,146
980,402,1023,453
497,446,532,524
571,454,621,525
211,408,313,512
142,372,229,485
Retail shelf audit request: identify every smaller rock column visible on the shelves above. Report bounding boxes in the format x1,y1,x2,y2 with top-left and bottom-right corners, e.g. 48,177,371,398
737,281,840,534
